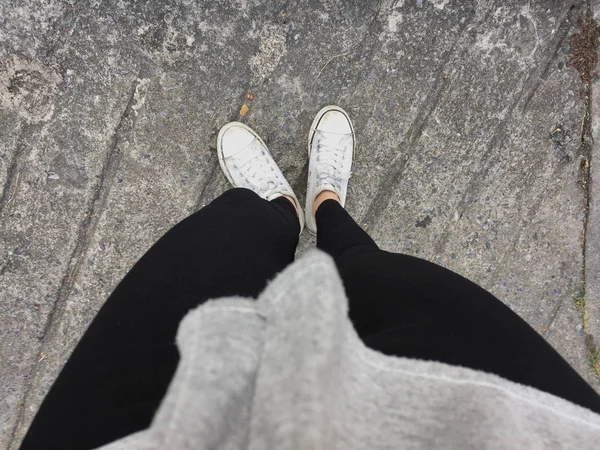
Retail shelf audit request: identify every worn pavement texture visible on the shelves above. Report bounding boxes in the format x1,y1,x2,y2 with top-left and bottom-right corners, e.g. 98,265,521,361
1,0,599,447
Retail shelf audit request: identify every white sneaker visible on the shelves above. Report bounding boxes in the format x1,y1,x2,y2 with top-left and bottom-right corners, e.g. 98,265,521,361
305,106,355,234
217,122,304,232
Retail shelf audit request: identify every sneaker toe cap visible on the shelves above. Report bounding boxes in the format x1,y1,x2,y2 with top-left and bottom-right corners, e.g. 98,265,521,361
221,126,255,157
316,110,352,134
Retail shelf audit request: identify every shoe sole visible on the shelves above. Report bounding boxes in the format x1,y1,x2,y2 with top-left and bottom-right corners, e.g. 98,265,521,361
217,121,272,187
306,105,356,234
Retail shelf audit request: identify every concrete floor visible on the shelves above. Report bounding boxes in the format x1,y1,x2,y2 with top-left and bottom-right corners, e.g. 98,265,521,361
2,0,600,447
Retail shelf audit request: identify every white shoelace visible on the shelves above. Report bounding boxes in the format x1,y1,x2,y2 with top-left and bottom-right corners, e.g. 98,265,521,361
231,148,285,198
314,135,350,192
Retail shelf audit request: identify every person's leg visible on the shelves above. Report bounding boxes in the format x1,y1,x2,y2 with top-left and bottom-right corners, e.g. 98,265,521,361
21,189,299,450
304,105,600,412
23,118,304,450
316,199,600,413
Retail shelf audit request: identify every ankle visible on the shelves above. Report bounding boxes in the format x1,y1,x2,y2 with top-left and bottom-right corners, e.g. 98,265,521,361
313,190,341,215
283,194,301,219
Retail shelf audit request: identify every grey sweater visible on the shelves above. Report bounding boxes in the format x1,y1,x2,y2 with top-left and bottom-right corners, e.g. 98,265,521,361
101,250,600,449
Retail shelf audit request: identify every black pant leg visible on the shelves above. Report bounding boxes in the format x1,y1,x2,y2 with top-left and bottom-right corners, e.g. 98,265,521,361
21,188,299,450
316,199,378,257
316,200,600,413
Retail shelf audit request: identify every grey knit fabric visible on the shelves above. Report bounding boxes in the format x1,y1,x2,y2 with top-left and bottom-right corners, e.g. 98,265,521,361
100,250,600,449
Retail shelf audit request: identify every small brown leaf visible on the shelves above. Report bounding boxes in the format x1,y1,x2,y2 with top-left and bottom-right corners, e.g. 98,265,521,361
245,92,254,101
240,104,249,116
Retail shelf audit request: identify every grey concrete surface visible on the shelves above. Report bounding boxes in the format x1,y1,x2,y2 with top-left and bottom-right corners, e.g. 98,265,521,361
0,0,597,447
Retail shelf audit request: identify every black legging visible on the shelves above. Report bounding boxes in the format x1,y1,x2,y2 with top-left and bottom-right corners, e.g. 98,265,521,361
21,188,600,449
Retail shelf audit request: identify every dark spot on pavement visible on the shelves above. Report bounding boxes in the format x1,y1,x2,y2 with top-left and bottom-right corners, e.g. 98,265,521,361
567,18,600,83
416,215,432,228
8,70,46,95
550,125,572,162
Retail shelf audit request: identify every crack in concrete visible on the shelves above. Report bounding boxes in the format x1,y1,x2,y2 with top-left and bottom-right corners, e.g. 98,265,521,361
571,0,600,379
38,73,142,342
360,7,476,231
361,71,452,231
0,123,29,217
542,0,600,384
7,70,145,448
432,3,576,256
544,3,595,334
